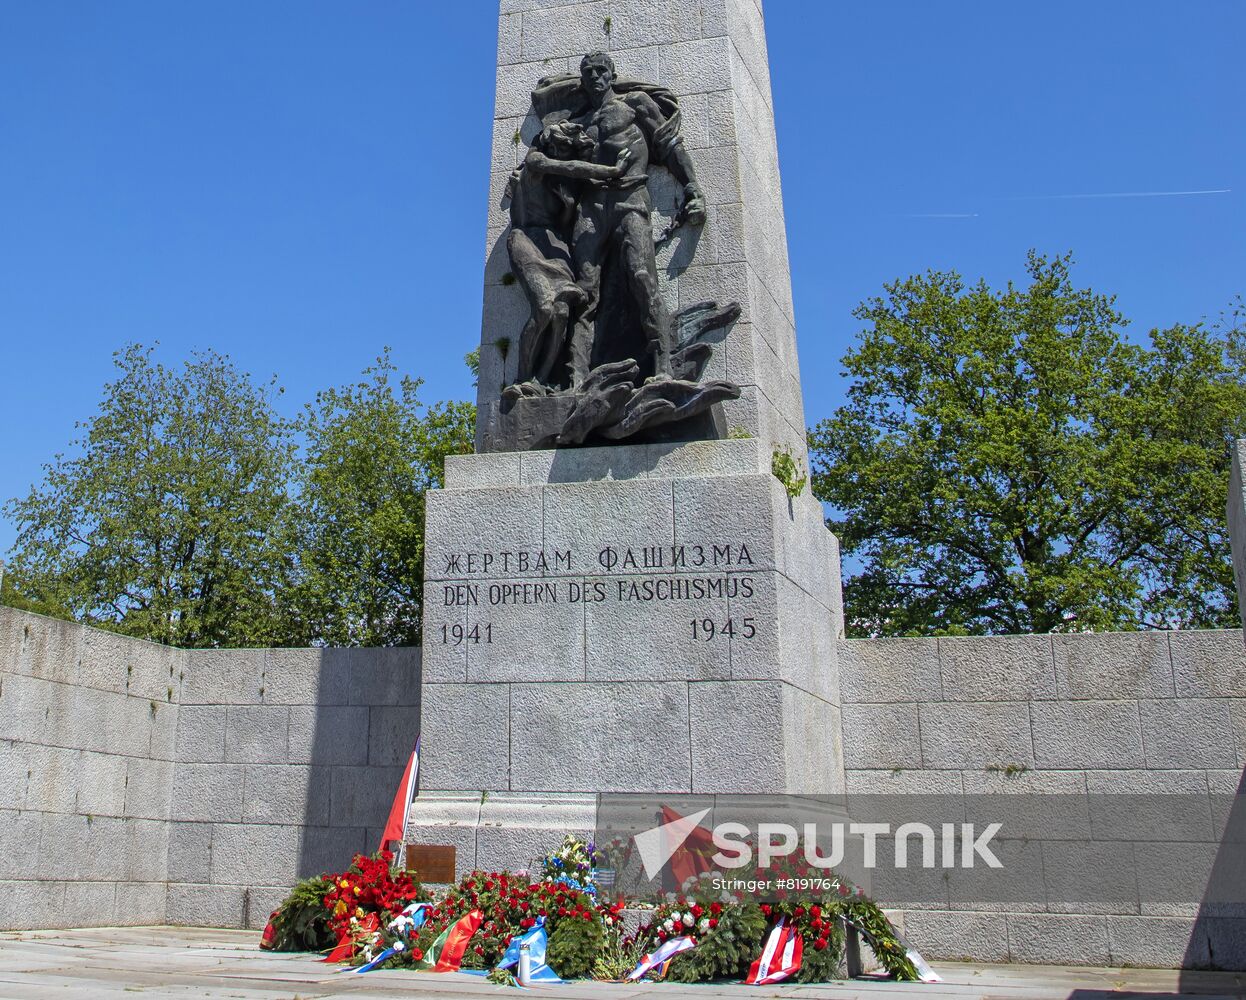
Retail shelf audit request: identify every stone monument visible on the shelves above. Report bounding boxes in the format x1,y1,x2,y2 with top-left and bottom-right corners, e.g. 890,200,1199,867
408,0,845,872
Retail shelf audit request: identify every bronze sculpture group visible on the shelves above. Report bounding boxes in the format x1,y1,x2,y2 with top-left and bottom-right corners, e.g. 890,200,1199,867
495,51,740,450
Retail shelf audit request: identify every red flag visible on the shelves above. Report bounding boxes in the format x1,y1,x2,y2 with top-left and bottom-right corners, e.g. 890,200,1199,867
744,918,803,985
661,805,716,886
321,912,379,963
433,909,483,972
379,738,420,853
322,929,353,964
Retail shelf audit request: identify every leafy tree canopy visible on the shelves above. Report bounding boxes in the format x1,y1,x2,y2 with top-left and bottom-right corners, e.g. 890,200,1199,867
810,253,1246,636
3,344,296,646
286,351,475,647
4,346,475,648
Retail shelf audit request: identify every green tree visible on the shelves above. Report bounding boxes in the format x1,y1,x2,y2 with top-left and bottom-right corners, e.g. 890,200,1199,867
3,344,297,646
289,351,474,646
810,253,1246,637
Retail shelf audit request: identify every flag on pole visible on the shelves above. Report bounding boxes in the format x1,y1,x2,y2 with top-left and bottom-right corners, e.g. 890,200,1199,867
659,805,717,886
415,909,482,973
626,935,697,981
379,737,420,854
744,917,803,985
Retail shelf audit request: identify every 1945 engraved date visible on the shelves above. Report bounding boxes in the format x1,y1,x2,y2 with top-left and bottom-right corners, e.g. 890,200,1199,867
690,618,755,640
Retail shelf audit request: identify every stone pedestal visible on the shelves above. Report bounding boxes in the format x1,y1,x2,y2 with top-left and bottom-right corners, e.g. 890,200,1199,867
408,439,845,871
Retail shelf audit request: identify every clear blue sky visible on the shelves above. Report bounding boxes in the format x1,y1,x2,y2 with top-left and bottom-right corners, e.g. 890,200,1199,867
2,1,1242,555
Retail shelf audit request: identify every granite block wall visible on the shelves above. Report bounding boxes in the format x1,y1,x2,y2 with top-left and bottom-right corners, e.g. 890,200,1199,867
840,630,1246,970
0,607,420,932
0,608,181,929
165,645,420,929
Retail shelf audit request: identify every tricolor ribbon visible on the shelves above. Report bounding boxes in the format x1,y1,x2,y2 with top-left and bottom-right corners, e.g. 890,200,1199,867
744,917,803,985
321,911,379,964
352,902,431,974
626,935,697,981
416,909,483,973
497,917,563,985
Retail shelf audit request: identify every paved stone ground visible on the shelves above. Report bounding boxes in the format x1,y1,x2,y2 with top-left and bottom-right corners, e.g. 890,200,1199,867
0,927,1243,1000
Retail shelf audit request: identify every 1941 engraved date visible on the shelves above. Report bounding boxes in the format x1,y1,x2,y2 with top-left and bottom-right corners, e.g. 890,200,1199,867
690,617,755,641
439,623,493,645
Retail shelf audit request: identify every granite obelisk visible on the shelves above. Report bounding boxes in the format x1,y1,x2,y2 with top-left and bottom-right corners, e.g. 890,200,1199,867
408,0,844,872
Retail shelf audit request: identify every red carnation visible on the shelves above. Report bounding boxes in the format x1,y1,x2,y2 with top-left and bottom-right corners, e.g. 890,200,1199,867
815,936,828,951
708,918,718,929
760,904,772,916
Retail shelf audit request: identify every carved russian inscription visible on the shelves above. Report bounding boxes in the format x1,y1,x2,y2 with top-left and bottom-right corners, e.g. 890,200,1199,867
431,539,763,648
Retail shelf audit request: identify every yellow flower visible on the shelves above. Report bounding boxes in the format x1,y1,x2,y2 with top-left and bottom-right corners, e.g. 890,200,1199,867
334,901,347,918
353,886,361,896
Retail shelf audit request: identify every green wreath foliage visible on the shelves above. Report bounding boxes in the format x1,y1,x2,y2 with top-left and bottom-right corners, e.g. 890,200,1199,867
267,876,335,952
546,909,605,979
591,924,646,982
664,900,767,982
841,898,919,981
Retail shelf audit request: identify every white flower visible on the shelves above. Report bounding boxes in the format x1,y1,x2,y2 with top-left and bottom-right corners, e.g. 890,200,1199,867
662,919,674,932
682,912,694,927
699,917,710,932
394,941,406,952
